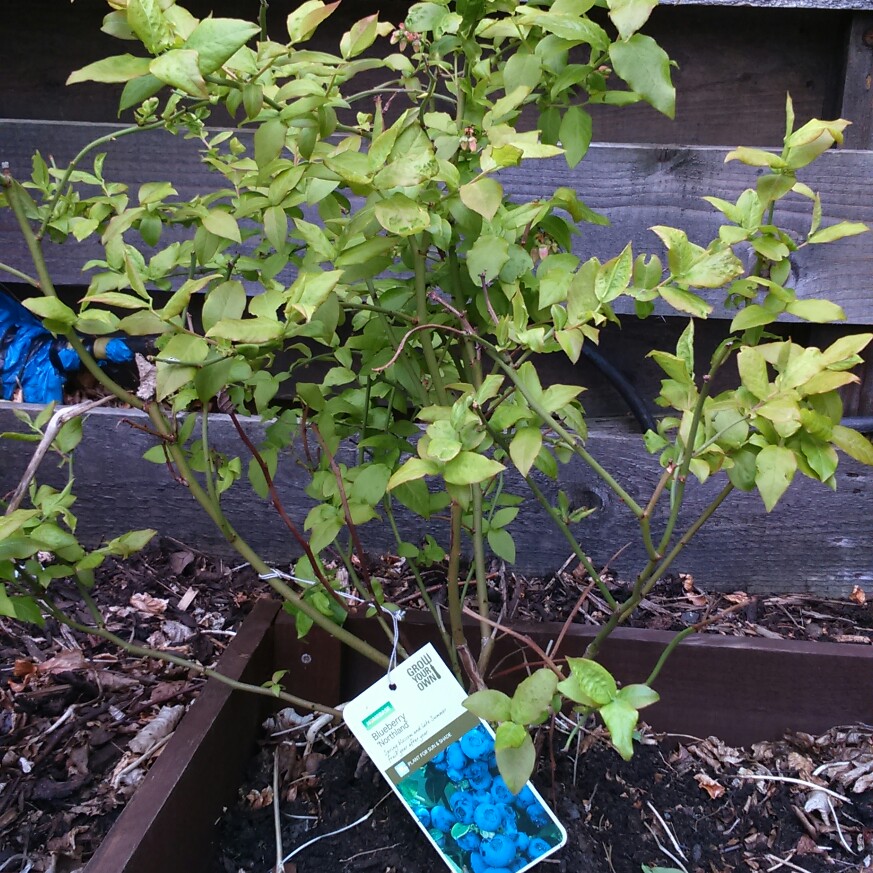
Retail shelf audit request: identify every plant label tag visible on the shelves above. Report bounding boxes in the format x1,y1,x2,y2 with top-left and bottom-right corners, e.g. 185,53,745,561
344,643,567,873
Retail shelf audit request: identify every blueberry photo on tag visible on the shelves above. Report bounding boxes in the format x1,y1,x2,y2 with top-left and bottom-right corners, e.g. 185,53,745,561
344,644,566,873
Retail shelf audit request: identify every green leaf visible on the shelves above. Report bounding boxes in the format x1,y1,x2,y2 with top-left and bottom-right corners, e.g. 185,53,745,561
785,299,845,323
558,105,592,168
150,50,207,98
615,683,659,710
599,699,639,761
510,668,559,725
459,177,503,221
509,427,542,478
202,280,246,332
105,528,157,556
255,118,287,169
831,424,873,465
340,14,385,60
206,317,283,344
184,18,261,74
737,346,771,400
595,244,632,302
467,234,510,284
608,0,658,39
387,457,439,490
755,444,797,511
23,297,76,328
443,452,505,486
464,689,512,722
807,221,868,244
201,209,241,243
566,657,617,706
609,34,675,119
374,193,430,237
494,720,527,751
67,54,153,85
120,73,164,111
659,285,712,318
287,0,340,44
556,674,597,707
728,448,759,492
350,464,391,505
487,528,516,563
495,731,536,795
127,0,171,53
194,357,252,403
730,304,777,332
820,333,873,367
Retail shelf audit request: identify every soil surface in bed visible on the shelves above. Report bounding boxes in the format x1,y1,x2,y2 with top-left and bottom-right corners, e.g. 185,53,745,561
0,541,871,872
216,717,873,873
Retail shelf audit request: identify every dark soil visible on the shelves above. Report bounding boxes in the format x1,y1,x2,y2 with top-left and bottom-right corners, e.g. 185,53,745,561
215,721,873,873
1,540,871,872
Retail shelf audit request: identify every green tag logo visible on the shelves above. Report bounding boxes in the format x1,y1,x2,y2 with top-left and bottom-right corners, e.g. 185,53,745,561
363,701,395,730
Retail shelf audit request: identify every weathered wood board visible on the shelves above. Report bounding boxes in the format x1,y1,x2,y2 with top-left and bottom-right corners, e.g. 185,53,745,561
1,403,870,596
3,120,873,321
2,0,850,149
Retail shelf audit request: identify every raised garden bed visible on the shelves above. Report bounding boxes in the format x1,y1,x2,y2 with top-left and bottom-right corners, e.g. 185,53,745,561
85,599,873,873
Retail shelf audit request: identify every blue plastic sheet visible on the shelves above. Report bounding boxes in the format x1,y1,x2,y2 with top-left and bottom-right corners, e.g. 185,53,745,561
0,291,133,403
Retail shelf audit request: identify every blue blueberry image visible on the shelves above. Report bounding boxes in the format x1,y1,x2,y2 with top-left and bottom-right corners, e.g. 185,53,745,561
414,807,431,828
450,790,477,824
490,776,514,805
465,760,493,790
446,744,467,772
470,851,488,873
525,802,548,828
430,804,456,833
473,802,504,833
513,832,530,853
514,786,536,807
460,726,494,760
456,830,482,852
527,836,553,860
480,834,516,867
499,804,518,835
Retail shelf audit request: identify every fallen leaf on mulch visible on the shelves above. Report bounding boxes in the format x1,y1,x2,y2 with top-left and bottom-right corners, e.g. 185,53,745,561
128,704,185,754
129,592,168,615
850,585,867,605
694,772,725,798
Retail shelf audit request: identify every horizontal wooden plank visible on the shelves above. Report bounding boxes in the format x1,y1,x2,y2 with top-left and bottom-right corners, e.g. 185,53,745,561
1,403,870,597
664,0,869,7
2,1,845,148
2,121,873,321
341,612,873,747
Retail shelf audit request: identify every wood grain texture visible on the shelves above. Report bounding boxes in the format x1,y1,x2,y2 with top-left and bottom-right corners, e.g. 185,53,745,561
85,598,280,873
663,0,871,7
840,12,873,150
0,1,846,147
340,612,873,748
3,121,873,321
1,404,870,597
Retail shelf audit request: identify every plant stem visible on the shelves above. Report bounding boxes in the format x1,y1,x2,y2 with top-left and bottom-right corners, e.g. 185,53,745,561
0,261,40,287
44,601,341,716
645,626,695,687
413,234,448,406
482,346,643,518
259,0,269,41
584,481,734,660
446,501,466,654
1,175,145,410
471,484,493,672
146,404,391,668
481,418,616,609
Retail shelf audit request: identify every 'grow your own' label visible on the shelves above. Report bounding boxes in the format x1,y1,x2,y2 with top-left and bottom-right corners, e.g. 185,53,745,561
344,643,567,873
